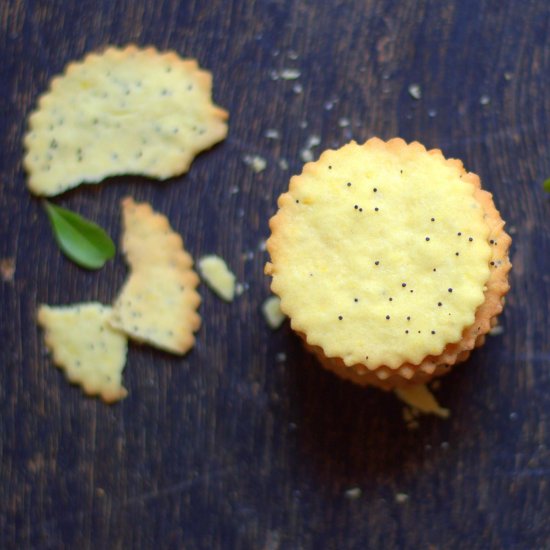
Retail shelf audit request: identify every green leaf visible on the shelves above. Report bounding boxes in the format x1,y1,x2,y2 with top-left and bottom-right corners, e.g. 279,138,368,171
43,201,116,270
544,178,550,193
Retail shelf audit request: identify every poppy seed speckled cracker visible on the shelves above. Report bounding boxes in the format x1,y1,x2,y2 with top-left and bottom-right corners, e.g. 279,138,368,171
265,138,511,389
110,197,201,355
37,303,128,402
24,45,228,196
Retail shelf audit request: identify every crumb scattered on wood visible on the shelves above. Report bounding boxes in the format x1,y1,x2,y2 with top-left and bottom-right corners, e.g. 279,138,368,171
300,134,321,163
408,83,422,100
345,487,362,499
265,129,280,140
243,154,267,173
395,384,450,420
262,296,285,329
279,68,301,80
0,258,15,282
278,158,289,170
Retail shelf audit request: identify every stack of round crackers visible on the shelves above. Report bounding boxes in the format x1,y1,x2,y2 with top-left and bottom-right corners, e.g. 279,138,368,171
266,138,511,389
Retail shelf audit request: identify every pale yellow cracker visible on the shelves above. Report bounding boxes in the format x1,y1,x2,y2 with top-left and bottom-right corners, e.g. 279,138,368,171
267,138,511,388
24,45,228,196
198,255,236,302
37,303,128,403
110,197,201,354
267,138,492,369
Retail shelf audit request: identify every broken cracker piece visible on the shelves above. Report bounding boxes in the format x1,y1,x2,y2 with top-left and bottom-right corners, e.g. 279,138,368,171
37,303,128,403
24,45,228,196
110,197,201,354
198,255,236,301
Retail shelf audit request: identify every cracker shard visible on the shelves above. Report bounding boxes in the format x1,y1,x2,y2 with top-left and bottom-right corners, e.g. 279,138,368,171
110,197,201,355
24,45,228,196
198,255,236,301
37,303,128,403
395,384,450,418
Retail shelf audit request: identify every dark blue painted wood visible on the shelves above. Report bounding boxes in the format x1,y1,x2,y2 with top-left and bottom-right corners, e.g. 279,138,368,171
1,1,549,548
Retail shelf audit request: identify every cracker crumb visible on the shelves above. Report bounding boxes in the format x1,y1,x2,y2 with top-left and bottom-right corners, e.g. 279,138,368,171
338,117,350,128
235,282,246,296
504,71,513,81
408,83,422,100
0,258,15,282
275,352,287,362
306,135,321,148
243,154,267,173
300,135,321,163
265,129,280,140
395,384,450,419
278,158,289,170
198,255,236,302
395,493,409,504
280,68,301,80
480,94,491,106
293,83,303,94
428,108,438,118
300,149,314,162
262,296,286,329
345,487,362,499
489,325,504,336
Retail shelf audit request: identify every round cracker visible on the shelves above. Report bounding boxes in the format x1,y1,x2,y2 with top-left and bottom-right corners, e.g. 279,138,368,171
266,138,511,389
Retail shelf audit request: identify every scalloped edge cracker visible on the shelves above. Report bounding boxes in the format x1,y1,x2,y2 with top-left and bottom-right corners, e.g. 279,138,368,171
24,45,228,196
37,303,128,403
267,138,511,389
110,197,201,354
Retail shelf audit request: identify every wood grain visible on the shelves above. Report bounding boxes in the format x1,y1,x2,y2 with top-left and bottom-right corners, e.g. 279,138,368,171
1,0,549,548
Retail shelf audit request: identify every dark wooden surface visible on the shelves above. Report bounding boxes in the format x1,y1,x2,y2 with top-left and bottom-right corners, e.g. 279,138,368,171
1,1,549,548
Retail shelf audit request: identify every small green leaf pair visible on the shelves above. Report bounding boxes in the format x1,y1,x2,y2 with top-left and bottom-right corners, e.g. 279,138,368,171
544,179,550,193
44,201,116,270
